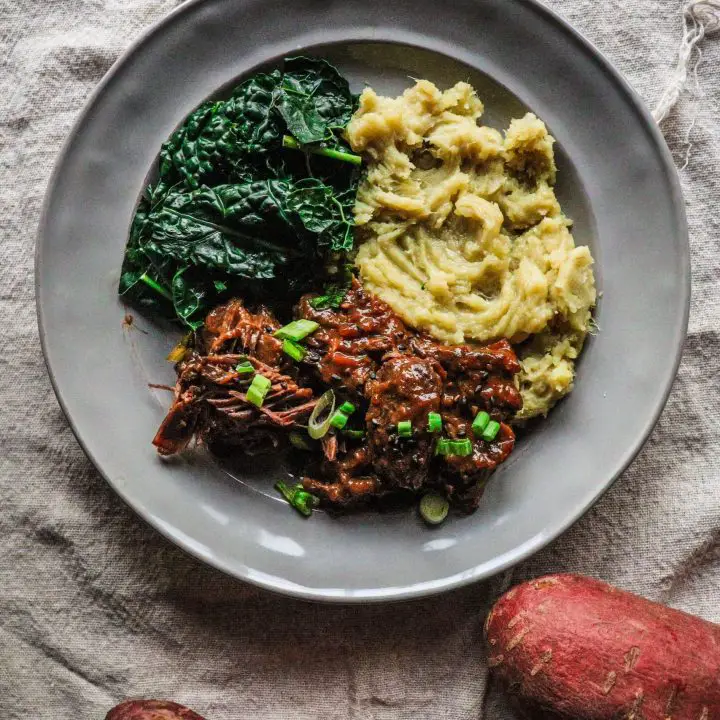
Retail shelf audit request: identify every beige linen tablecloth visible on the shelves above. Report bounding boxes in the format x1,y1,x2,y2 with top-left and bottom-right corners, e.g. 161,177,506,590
1,1,718,718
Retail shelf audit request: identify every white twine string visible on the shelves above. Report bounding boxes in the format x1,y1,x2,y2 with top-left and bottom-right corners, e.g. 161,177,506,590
652,0,720,124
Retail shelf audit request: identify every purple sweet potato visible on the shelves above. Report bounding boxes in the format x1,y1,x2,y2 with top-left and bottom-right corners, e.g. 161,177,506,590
105,699,207,720
485,574,720,720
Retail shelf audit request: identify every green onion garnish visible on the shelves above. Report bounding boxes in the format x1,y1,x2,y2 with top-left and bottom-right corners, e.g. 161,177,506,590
236,361,254,374
397,420,412,437
448,438,473,456
427,412,442,433
282,338,306,362
338,401,356,415
419,493,449,525
472,411,490,435
308,389,335,439
481,420,501,442
343,428,365,440
436,438,473,457
275,480,318,517
246,373,271,407
435,438,450,456
329,409,350,430
274,319,319,342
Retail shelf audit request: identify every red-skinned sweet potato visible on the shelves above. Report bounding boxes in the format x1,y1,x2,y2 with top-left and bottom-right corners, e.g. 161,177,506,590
485,574,720,720
105,700,207,720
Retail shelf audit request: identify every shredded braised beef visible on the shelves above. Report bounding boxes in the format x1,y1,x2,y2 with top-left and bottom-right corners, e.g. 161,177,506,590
152,301,317,458
153,280,523,512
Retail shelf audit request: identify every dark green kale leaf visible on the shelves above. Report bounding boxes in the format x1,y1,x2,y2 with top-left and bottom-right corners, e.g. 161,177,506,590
154,57,357,194
281,57,355,141
157,73,285,193
139,182,310,286
119,193,177,320
158,101,224,192
287,178,355,252
276,85,326,145
119,57,361,328
122,181,321,327
170,267,207,330
228,71,285,178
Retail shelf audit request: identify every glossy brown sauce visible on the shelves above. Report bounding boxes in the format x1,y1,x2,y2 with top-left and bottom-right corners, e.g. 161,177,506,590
154,280,523,512
298,280,522,510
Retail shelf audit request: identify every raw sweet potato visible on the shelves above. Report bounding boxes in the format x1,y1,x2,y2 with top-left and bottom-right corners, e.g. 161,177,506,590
105,700,207,720
485,574,720,720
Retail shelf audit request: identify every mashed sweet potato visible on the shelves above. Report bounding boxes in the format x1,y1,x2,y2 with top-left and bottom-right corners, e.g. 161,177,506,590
346,80,596,418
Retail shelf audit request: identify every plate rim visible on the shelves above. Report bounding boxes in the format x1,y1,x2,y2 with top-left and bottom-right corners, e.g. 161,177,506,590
36,0,690,602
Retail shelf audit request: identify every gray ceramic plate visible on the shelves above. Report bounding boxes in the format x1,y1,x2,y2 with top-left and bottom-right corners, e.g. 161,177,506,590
37,0,688,602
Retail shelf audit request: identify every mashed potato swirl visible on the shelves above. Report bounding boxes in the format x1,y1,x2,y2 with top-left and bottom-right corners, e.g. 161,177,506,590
346,80,596,419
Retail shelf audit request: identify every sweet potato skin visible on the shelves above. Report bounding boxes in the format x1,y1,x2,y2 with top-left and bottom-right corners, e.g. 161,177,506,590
105,699,207,720
485,574,720,720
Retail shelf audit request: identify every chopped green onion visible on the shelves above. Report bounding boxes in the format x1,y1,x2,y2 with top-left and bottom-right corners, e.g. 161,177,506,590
282,134,362,166
275,480,318,517
329,409,350,430
246,373,271,407
436,437,473,457
338,401,356,415
435,438,450,456
448,438,473,456
343,428,366,440
427,412,442,433
482,420,501,442
274,319,319,342
397,420,413,437
282,338,306,362
235,361,254,374
419,493,449,525
472,411,490,435
308,389,335,439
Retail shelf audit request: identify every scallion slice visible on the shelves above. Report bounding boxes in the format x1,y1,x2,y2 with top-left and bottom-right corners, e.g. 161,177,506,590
343,428,366,440
427,412,442,433
481,420,501,442
329,409,350,430
435,438,450,456
274,319,319,342
282,338,306,362
308,390,335,439
448,438,473,456
472,410,490,435
397,420,412,438
338,401,356,415
275,480,318,517
236,361,254,374
436,437,473,457
246,373,271,407
419,493,449,525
